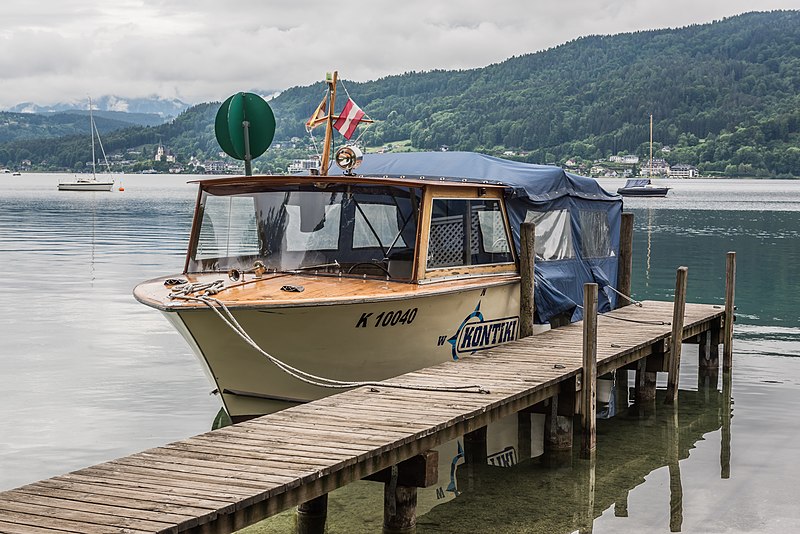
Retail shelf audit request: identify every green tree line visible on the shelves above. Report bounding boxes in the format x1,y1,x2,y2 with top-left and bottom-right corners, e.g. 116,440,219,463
1,10,798,177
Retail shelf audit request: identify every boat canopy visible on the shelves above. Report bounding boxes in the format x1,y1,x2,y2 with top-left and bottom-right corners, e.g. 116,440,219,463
623,178,651,188
356,152,623,323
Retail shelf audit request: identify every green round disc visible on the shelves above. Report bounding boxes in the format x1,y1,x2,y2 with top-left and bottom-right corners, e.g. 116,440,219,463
215,92,275,160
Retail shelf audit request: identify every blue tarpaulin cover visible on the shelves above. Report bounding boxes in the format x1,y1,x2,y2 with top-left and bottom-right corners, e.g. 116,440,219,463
355,152,623,323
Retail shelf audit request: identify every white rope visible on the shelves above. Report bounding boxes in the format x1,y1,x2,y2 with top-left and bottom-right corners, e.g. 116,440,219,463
606,285,643,307
170,287,488,394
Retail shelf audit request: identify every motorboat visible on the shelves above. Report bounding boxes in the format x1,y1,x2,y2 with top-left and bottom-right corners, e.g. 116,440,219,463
58,97,115,192
134,76,623,422
617,178,670,197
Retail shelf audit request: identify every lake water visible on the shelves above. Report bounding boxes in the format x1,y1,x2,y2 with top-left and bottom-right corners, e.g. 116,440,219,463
1,174,799,533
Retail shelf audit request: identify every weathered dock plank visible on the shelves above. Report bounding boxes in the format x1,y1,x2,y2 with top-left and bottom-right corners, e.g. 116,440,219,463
0,300,725,534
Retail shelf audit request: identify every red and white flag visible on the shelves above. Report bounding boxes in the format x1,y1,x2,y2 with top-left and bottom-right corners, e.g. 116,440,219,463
333,99,366,139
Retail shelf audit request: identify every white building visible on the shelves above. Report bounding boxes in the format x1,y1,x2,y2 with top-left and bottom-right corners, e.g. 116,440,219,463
288,158,320,174
639,158,670,176
669,164,698,178
154,143,176,163
609,154,639,164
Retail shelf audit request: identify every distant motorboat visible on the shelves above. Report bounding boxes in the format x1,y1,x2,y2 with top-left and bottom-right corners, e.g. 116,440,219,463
617,178,670,197
11,172,21,176
58,97,115,192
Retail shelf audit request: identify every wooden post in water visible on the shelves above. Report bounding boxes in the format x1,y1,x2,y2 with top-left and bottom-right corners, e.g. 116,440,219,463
723,251,736,370
384,485,417,534
635,357,657,403
616,212,634,309
463,426,487,490
581,283,598,458
665,267,688,405
519,222,536,338
296,495,328,534
368,452,438,534
543,395,574,467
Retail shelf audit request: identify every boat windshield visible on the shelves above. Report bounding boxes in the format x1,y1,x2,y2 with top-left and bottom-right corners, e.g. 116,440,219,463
187,183,419,280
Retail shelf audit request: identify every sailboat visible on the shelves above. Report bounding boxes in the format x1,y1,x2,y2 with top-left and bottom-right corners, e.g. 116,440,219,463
58,98,115,192
617,115,669,197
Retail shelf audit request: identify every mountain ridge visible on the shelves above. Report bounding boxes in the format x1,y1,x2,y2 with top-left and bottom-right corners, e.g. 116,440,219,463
1,10,798,177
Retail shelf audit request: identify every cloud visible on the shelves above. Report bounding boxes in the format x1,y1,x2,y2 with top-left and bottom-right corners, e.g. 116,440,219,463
0,0,797,108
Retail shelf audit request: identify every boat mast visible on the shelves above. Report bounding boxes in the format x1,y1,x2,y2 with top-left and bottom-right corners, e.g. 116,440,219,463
89,97,97,179
649,114,653,179
320,71,338,175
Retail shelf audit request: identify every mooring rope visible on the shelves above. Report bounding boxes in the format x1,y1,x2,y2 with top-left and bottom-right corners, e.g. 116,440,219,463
571,288,670,326
169,284,489,395
606,285,643,307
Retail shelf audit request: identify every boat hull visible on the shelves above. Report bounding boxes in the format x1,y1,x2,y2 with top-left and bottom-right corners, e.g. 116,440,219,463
165,281,523,420
58,181,115,191
617,186,669,197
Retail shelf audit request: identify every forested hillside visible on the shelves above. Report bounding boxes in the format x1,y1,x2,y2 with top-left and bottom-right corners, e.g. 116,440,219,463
1,10,798,177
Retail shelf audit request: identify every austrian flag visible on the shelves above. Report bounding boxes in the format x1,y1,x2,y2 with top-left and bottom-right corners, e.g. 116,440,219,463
333,99,366,139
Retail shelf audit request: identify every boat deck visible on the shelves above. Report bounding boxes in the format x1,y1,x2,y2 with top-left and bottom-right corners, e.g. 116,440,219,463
134,272,519,310
0,300,725,534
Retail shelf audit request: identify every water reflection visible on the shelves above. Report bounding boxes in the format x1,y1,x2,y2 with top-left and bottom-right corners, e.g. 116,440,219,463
416,380,731,534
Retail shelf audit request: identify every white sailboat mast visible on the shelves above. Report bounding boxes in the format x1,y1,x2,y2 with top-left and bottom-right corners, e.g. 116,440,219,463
649,114,653,179
89,97,97,179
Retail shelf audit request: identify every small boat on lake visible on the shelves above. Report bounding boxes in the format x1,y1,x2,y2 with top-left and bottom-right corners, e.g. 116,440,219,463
134,75,624,421
618,115,670,198
58,98,114,192
617,178,670,197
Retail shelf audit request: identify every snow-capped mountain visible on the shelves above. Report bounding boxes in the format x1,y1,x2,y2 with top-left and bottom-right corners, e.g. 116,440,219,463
8,95,190,119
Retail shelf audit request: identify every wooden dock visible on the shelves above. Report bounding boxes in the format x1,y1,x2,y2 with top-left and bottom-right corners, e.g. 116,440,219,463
0,298,728,534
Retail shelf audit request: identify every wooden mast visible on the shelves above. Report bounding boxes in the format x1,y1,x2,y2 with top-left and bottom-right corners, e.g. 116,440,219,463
320,71,338,175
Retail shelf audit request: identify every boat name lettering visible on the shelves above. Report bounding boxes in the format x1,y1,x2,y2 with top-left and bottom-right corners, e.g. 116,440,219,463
458,318,518,351
445,302,519,360
355,308,418,328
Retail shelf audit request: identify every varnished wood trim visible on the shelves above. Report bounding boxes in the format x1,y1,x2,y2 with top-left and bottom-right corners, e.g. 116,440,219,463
184,185,204,274
414,187,434,280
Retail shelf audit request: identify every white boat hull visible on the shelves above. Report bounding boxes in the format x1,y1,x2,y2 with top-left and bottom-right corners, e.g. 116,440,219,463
165,281,524,420
58,181,115,191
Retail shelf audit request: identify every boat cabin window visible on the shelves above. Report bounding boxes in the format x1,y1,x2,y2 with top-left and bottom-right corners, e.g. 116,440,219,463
524,209,575,261
188,184,419,280
427,199,513,270
578,210,613,258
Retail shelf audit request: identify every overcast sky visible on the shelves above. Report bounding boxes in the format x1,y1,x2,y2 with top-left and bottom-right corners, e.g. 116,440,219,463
0,1,796,109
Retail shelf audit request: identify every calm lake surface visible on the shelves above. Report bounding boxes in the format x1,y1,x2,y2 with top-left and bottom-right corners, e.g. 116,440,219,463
1,174,799,533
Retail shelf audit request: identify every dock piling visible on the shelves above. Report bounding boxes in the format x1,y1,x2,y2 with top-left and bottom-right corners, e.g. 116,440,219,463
543,395,574,467
296,495,328,534
581,283,598,458
616,213,634,308
723,251,736,370
519,222,536,338
635,357,657,403
383,484,417,534
665,267,688,404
